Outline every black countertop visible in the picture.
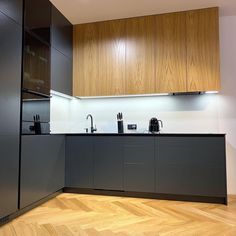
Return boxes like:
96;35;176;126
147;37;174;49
64;133;225;137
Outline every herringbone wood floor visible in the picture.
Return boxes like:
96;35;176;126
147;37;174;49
0;194;236;236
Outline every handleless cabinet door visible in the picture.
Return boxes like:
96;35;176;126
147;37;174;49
0;0;22;25
97;20;126;96
93;137;124;190
156;136;227;197
51;5;72;59
155;12;187;93
51;48;72;95
0;12;22;219
20;135;65;209
66;136;94;188
73;23;99;96
187;7;220;92
24;0;51;44
126;16;155;95
124;137;155;192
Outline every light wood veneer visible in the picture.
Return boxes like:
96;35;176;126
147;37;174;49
73;7;220;97
1;194;236;235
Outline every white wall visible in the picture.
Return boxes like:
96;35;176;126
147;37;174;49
50;15;236;194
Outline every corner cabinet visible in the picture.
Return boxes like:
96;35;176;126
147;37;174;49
73;7;220;97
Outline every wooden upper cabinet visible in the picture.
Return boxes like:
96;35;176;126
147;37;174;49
73;23;99;96
155;12;187;93
125;16;155;95
73;7;220;97
98;20;126;96
186;7;220;92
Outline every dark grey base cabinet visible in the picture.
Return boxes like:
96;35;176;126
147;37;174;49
94;137;123;190
66;136;124;190
156;136;227;197
20;135;65;209
66;136;94;188
124;137;155;192
65;134;227;203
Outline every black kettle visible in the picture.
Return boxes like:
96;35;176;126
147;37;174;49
149;117;163;133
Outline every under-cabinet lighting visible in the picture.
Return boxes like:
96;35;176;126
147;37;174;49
77;93;169;99
50;90;75;100
205;91;219;94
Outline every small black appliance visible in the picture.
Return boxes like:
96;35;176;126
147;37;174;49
149;117;163;133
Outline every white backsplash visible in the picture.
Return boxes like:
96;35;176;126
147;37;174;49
50;93;220;134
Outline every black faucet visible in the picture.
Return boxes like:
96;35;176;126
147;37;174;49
86;114;97;133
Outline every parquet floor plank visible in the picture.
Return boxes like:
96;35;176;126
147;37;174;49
0;193;236;236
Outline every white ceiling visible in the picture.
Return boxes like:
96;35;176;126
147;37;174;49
50;0;236;24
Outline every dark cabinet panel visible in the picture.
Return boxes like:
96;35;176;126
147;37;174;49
156;136;227;197
0;12;22;219
0;136;19;219
23;32;51;96
94;137;124;190
51;48;72;95
51;5;72;59
24;0;51;44
0;0;22;25
66;136;94;188
124;137;155;192
20;135;65;209
0;12;22;136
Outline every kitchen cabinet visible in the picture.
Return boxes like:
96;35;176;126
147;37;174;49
51;5;72;59
20;135;65;209
66;136;94;188
155;12;187;93
124;137;155;192
97;20;126;96
73;23;99;96
65;134;226;203
0;0;23;25
51;48;72;96
0;11;22;219
155;136;227;197
93;137;124;190
23;32;51;96
73;20;126;96
73;8;220;97
125;16;155;95
24;0;51;44
187;8;220;92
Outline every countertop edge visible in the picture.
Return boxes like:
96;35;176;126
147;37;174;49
50;133;226;137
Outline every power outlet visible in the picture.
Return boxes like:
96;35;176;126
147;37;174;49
127;124;137;130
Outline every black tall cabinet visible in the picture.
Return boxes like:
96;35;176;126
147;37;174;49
51;5;73;96
0;5;22;219
0;0;23;25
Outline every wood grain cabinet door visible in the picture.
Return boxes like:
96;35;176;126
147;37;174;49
155;12;187;93
73;23;99;96
125;16;156;95
98;20;126;96
186;7;220;92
